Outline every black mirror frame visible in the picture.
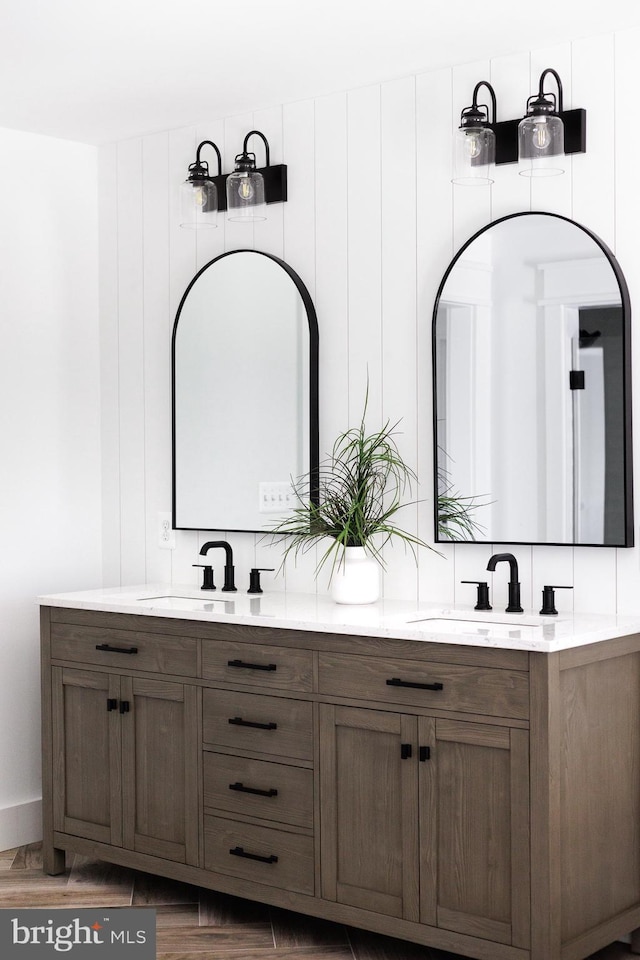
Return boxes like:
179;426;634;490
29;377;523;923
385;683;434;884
431;210;634;548
172;248;319;533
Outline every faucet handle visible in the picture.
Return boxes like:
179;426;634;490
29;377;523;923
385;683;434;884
540;585;573;616
248;568;275;594
193;564;216;591
460;580;492;611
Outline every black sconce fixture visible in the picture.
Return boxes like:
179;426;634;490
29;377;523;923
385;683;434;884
518;68;567;177
180;140;222;228
453;81;497;185
179;130;287;228
452;68;586;185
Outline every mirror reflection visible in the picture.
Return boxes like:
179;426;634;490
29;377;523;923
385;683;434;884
433;212;633;546
173;250;318;532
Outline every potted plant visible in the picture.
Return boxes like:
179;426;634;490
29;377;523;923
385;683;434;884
267;397;437;604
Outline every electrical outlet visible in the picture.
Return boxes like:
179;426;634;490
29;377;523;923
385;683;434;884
259;481;296;514
158;512;176;549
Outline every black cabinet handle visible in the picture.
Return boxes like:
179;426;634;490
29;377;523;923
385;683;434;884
400;743;412;760
227;659;277;672
229;782;278;798
119;700;130;714
96;643;138;655
386;677;444;691
107;698;118;712
419;746;431;762
228;717;277;730
229;845;278;864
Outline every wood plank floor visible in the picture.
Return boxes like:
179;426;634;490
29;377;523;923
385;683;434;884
0;844;635;959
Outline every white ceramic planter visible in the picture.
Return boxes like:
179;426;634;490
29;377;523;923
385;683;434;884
330;546;380;605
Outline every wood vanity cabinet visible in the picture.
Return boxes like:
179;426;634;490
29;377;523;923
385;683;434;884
319;706;529;947
40;606;640;960
46;617;199;866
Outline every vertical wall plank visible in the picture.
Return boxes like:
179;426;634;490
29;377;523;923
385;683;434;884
142;131;172;584
315;92;349;453
98;143;121;586
117;138;146;585
169;125;199;583
283;100;315;289
613;27;640;614
574;547;616;614
313;91;349;598
572;33;615;248
346;84;383;424
380;75;419;602
416;66;455;603
270;97;319;594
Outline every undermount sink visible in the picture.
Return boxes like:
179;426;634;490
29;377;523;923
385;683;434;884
410;614;548;627
407;614;554;638
134;594;231;611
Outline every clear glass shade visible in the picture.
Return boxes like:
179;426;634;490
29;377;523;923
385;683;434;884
452;126;496;185
518;114;564;177
179;179;218;228
226;170;266;222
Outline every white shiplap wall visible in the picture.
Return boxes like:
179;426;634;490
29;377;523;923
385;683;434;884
98;27;640;617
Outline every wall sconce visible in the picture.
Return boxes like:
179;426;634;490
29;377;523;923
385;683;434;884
452;68;586;185
179;130;287;229
180;140;222;228
518;69;566;177
227;130;268;221
453;81;497;185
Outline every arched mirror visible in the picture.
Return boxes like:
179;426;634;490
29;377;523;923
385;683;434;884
172;250;319;532
433;212;633;546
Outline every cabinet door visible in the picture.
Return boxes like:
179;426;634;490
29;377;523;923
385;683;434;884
423;718;530;949
121;677;199;865
52;667;123;846
320;704;419;920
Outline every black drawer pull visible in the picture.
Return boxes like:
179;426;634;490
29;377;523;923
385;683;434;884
228;717;278;730
227;659;277;672
400;743;412;760
119;700;130;714
229;781;278;798
96;643;138;655
420;746;431;762
386;677;444;691
106;698;118;712
229;845;278;865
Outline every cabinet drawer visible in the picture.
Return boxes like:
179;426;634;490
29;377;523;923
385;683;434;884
203;752;313;829
203;689;313;759
204;815;314;895
51;624;197;677
202;640;312;692
318;652;529;720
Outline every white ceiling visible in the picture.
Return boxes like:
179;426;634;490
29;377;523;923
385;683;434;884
1;0;639;145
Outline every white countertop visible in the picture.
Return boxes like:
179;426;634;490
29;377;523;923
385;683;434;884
37;584;640;653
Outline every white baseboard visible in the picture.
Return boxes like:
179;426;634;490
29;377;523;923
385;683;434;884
0;799;42;852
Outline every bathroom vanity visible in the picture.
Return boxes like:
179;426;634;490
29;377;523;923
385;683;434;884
39;588;640;960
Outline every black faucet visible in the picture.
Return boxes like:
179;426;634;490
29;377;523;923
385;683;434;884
486;552;523;613
199;540;237;592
